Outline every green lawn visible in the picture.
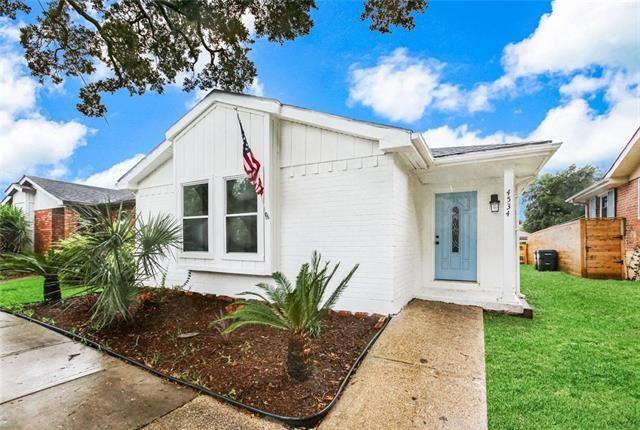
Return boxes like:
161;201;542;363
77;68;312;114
0;276;87;309
485;265;640;429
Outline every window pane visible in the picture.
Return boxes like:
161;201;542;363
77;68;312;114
226;215;257;253
183;219;208;252
451;206;460;253
184;184;208;216
227;178;257;214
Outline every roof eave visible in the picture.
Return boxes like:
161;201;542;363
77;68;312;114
566;177;626;203
433;142;562;167
604;126;640;179
117;140;172;190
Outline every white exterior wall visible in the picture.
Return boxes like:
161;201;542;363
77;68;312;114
134;114;403;314
390;159;423;311
131;102;527;315
278;120;396;314
415;176;523;311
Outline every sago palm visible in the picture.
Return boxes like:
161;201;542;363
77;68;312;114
0;251;64;302
222;251;359;382
61;204;180;329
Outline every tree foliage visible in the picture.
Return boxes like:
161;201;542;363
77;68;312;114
1;0;428;117
521;164;600;233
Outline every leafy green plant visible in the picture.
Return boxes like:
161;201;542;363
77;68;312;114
60;204;180;330
0;251;65;302
0;204;31;253
221;251;359;382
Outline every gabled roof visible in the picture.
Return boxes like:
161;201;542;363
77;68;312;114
566;126;640;204
3;176;135;206
430;141;553;158
118;90;560;190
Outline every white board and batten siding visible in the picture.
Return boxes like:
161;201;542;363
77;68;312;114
134;110;406;314
172;105;275;278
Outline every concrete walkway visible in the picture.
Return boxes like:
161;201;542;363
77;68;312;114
0;312;284;430
321;300;487;430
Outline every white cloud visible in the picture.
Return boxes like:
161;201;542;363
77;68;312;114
0;27;89;185
348;48;490;123
423;124;519;148
423;75;639;169
503;0;639;78
559;73;612;99
529;86;639;169
77;153;145;188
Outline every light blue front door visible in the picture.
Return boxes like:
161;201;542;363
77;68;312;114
435;191;477;281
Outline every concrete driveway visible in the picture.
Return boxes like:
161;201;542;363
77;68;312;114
0;312;282;430
321;300;488;430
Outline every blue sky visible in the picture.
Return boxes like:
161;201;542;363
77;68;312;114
0;0;638;191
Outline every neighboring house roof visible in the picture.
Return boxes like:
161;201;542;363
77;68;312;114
567;126;640;204
2;176;135;206
431;141;553;158
118;90;560;190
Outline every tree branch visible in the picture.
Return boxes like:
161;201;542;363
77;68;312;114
63;0;124;81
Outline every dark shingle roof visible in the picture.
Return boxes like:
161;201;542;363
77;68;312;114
25;176;134;205
430;141;553;158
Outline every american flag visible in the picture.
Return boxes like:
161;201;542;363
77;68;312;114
237;112;264;196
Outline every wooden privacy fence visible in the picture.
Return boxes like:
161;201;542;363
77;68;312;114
526;218;625;279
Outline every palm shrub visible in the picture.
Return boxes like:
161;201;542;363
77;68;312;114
0;251;64;302
221;251;359;382
0;204;31;253
61;204;180;329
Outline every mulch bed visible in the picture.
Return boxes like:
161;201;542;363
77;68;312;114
28;288;384;418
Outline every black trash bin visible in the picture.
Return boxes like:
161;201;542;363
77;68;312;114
534;249;558;271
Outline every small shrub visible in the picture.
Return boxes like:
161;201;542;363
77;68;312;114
219;251;359;382
0;204;31;253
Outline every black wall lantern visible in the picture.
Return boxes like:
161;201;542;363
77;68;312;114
490;194;500;213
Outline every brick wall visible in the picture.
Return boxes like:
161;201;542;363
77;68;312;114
615;179;640;277
34;207;80;254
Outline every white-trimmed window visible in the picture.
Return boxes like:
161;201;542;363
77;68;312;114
224;177;258;254
182;182;209;252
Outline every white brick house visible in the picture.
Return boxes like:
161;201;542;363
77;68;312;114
118;91;560;315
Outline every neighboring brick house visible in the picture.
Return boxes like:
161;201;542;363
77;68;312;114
2;176;135;254
567;126;640;278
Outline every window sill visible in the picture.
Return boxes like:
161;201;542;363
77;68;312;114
222;252;264;262
179;251;214;260
176;263;271;277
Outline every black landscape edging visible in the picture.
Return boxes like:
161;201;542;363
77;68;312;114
2;307;389;428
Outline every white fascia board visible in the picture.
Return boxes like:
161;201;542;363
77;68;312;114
565;178;626;203
2;183;20;198
280;104;412;145
1;194;13;205
434;142;562;168
605;126;640;179
166;92;281;140
117;140;172;190
19;176;64;206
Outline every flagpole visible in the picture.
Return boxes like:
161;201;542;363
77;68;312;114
235;107;269;220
